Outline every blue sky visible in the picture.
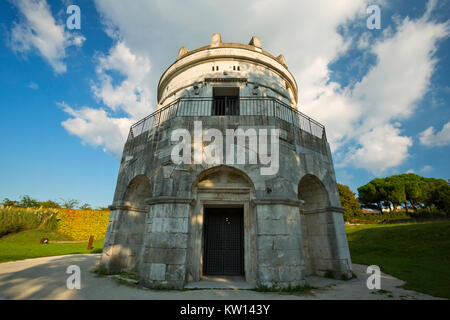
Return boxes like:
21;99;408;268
0;0;449;207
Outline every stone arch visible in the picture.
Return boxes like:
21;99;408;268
192;165;255;194
298;174;330;212
123;174;152;209
298;174;331;276
105;174;151;273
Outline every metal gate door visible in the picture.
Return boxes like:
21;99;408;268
204;208;244;276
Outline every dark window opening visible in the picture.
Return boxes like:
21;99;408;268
212;87;240;116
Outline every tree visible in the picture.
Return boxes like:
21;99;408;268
79;203;92;210
1;198;19;207
385;175;406;212
358;173;449;216
60;198;80;209
39;200;61;209
19;195;40;208
338;183;362;221
358;180;385;211
425;178;450;215
402;173;425;212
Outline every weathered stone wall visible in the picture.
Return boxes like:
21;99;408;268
256;204;305;287
139;202;190;288
101;113;352;288
101;206;146;273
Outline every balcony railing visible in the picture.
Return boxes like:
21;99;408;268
128;97;326;141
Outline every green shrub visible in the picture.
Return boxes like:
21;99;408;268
0;207;59;237
409;207;446;218
347;212;411;224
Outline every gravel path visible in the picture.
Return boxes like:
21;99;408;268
0;254;442;300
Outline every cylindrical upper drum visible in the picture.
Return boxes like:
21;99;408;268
157;33;298;109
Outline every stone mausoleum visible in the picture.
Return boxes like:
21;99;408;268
100;33;352;289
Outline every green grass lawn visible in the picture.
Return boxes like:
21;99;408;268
0;229;104;263
1;223;449;298
346;221;450;299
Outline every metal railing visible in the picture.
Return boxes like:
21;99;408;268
128;97;325;141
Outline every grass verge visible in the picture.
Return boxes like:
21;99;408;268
346;221;450;299
0;229;103;263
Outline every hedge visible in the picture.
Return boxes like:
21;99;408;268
0;207;59;237
55;209;110;240
0;206;110;240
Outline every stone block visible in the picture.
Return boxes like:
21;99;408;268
150;263;166;281
145;248;187;265
152;217;188;233
257;235;274;251
146;232;188;249
166;264;186;281
258;249;302;266
278;266;303;282
273;235;302;251
258;266;278;282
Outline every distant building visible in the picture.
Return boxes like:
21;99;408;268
362;209;381;215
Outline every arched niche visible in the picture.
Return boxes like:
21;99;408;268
110;174;151;273
123;174;152;210
298;174;330;213
297;174;331;276
192;165;255;194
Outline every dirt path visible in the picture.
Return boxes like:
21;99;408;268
0;254;442;300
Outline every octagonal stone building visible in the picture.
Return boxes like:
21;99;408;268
100;33;352;289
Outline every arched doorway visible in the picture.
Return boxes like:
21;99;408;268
187;166;257;285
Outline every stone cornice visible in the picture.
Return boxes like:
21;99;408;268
144;196;195;205
301;206;345;215
109;201;148;213
196;187;251;194
251;198;305;207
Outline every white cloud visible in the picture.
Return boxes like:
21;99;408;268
27;81;39;90
345;124;413;175
10;0;85;74
420;165;433;174
91;0;370;157
60;0;447;172
60;42;152;157
419;122;450;147
59;102;131;159
302;0;449;173
92;42;152;120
